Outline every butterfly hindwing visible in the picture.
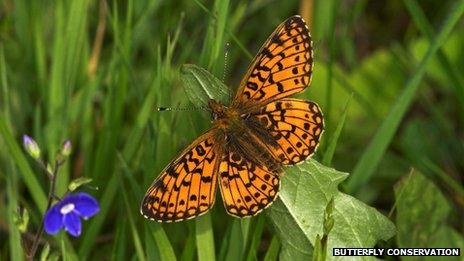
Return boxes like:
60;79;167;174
250;98;323;165
218;146;280;218
141;130;219;222
233;15;313;110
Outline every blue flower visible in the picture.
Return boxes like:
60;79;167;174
44;192;99;237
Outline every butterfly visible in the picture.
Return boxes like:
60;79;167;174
141;15;324;222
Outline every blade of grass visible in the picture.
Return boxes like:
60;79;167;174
422;159;464;197
263;235;280;261
218;220;232;260
78;174;119;258
0;117;47;212
196;213;216;261
193;0;252;61
120;180;146;261
245;215;265;261
0;44;47;212
196;0;230;76
403;0;464;122
60;233;79;261
6;167;23;260
47;0;89;195
323;0;341;134
332;69;379;119
118;158;147;260
147;223;178;261
345;1;464;193
322;94;352;166
223;219;249;261
31;1;47;89
112;220;128;261
181;223;197;261
1;45;22;261
79;0;135;256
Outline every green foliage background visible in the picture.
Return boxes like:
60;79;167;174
0;0;463;260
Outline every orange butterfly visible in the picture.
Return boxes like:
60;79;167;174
141;15;324;222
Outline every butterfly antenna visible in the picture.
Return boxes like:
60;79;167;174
223;42;232;103
156;106;209;112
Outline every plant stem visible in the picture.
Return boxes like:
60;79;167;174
27;160;60;260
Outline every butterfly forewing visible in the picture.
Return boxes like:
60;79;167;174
233;16;314;111
250;98;323;165
141;130;220;222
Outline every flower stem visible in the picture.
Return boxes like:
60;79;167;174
27;160;60;260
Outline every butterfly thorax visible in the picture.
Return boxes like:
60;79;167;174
208;99;240;130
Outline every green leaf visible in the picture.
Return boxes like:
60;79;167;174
180;64;229;108
67;177;92;192
266;160;396;260
394;170;464;254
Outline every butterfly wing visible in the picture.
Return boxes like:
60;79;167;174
218;146;280;218
232;15;313;111
250;98;323;165
141;129;220;222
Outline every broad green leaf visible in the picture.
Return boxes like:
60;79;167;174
266;160;396;260
394;170;464;258
180;64;229;108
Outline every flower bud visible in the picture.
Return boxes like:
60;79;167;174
14;208;29;233
23;135;41;159
46;163;53;175
61;140;72;157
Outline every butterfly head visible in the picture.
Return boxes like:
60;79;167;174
208;99;227;120
208;99;239;129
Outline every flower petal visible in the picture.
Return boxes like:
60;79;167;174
63;212;82;237
44;205;63;235
73;192;100;219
